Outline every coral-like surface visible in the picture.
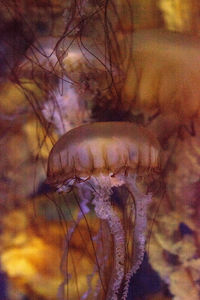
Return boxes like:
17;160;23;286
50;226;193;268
149;121;200;300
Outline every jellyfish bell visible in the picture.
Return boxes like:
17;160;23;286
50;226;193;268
47;122;160;184
120;29;200;121
47;121;160;300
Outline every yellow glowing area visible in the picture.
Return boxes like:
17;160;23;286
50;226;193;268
2;251;37;278
1;234;62;299
0;80;43;114
0;82;26;113
159;0;198;33
24;119;56;159
0;207;101;299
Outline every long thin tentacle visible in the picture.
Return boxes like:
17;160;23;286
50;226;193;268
122;175;152;300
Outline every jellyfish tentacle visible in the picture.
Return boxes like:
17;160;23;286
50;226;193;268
122;175;152;300
77;182;104;300
57;178;76;193
58;181;91;300
76;181;92;214
58;215;82;300
84;223;111;300
90;174;125;300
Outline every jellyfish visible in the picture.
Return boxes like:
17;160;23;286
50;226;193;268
120;29;200;121
47;121;160;300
